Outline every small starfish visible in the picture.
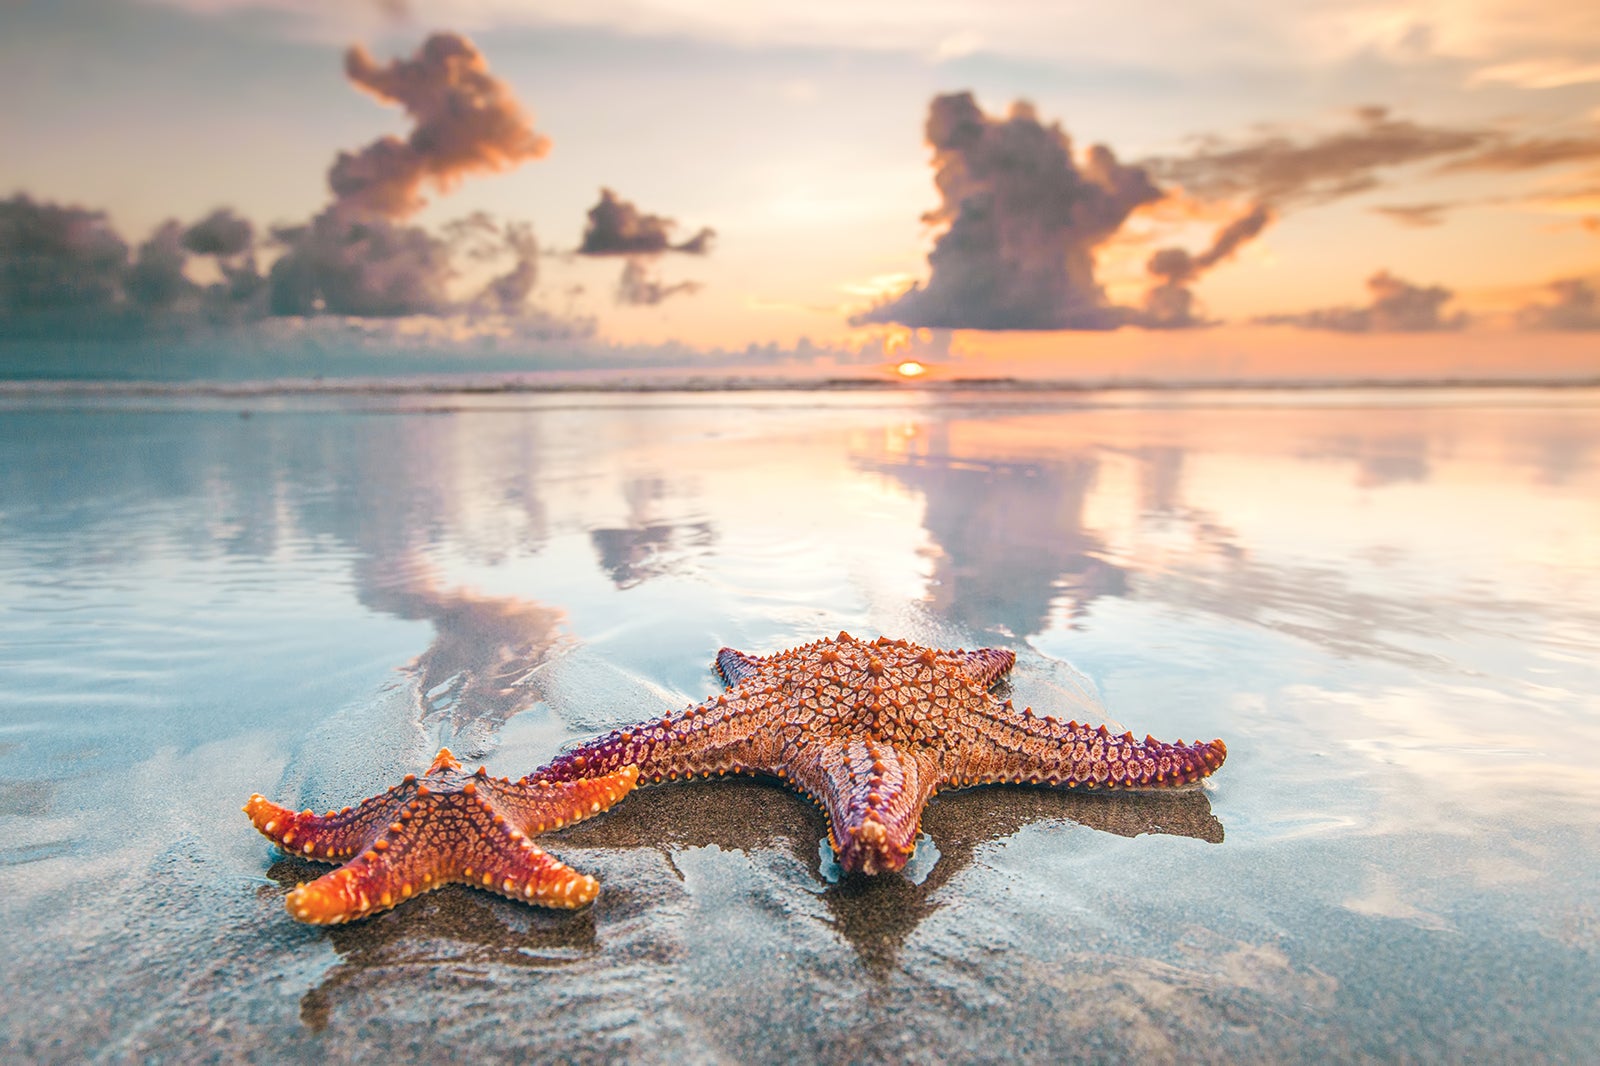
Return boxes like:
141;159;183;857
245;748;638;924
533;634;1226;876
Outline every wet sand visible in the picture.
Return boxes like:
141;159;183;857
3;388;1599;1062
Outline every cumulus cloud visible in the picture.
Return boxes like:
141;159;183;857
855;92;1162;331
330;32;550;220
3;33;565;338
1146;107;1487;207
182;208;255;257
1141;203;1272;328
179;208;264;304
577;188;713;306
0;194;129;317
1258;270;1468;332
1516;278;1600;330
578;188;714;256
124;220;195;309
269;33;553;319
268;216;452;317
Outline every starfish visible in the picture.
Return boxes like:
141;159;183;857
244;748;638;924
532;633;1227;876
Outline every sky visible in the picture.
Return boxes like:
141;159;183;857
1;0;1598;380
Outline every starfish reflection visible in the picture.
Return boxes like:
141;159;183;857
263;857;600;1031
558;776;1223;975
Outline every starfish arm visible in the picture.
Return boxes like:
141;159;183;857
943;647;1017;690
786;739;939;875
488;766;639;834
532;691;781;785
953;703;1227;790
282;847;441;925
466;836;605;910
714;647;766;688
243;789;403;863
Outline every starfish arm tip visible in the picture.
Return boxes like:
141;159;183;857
244;794;296;841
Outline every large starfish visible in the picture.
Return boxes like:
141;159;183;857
532;633;1227;875
245;749;638;924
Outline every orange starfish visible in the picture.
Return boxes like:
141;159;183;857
533;633;1226;876
245;749;637;924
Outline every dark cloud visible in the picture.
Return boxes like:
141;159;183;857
124;220;195;309
1258;270;1468;332
578;188;715;257
616;258;700;306
331;33;550;220
855;92;1162;331
182;208;256;257
267;215;452;317
0;194;129;316
182;208;255;257
1141;203;1272;328
575;189;713;306
1371;203;1449;228
1146;107;1487;207
1516;278;1600;330
181;208;263;306
0;195;275;334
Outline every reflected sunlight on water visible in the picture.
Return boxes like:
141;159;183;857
1;387;1597;1061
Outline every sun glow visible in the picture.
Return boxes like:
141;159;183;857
896;360;927;378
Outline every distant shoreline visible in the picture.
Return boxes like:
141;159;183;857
4;374;1599;399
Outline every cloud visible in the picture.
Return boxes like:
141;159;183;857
855;92;1162;331
1516;278;1600;330
576;189;713;306
616;259;700;306
1371;202;1450;227
182;208;255;257
1470;59;1600;90
1440;134;1600;174
267;215;453;317
1146;107;1488;207
4;33;564;336
124;220;195;309
269;33;554;319
483;229;539;311
1141;203;1273;328
578;188;715;256
330;32;550;220
471;218;539;313
0;194;129;317
1258;270;1468;332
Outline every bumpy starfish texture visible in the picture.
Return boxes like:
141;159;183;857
533;634;1227;876
245;748;637;924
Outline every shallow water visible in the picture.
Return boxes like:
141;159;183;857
2;387;1598;1062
